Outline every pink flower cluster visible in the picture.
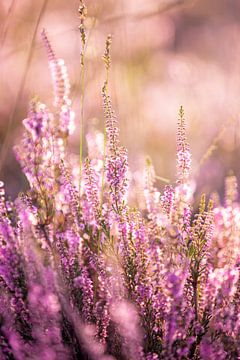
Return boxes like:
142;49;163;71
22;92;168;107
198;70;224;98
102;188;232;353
0;31;239;360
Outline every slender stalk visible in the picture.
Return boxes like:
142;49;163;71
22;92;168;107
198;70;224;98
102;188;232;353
79;49;85;195
78;1;87;195
100;34;113;215
193;274;199;321
100;125;107;216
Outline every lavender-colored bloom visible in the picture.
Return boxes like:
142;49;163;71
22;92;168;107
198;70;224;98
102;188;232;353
176;106;191;185
74;266;94;322
0;22;240;360
102;84;128;212
83;158;101;223
41;29;71;109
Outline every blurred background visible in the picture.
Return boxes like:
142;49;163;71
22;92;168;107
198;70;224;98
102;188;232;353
1;0;240;200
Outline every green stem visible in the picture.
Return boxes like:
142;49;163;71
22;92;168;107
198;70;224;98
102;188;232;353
100;124;107;216
79;50;85;195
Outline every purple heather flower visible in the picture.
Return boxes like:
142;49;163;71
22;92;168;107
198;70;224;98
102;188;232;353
0;21;239;360
176;106;191;185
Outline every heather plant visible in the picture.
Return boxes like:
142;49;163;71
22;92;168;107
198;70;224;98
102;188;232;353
0;6;240;360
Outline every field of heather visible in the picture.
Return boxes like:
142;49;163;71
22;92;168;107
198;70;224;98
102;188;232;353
0;1;240;359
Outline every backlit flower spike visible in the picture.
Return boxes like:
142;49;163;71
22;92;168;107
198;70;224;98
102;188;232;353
160;184;175;217
14;99;56;194
83;158;101;224
74;266;94;323
22;98;49;141
41;28;71;109
101;38;128;213
168;107;194;243
105;146;128;212
224;173;238;207
102;82;119;153
187;195;214;320
176;106;191;184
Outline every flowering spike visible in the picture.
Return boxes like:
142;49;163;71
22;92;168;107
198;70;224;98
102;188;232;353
225;173;238;207
78;0;87;49
176;106;191;184
0;16;239;360
83;158;101;222
102;34;112;72
101;36;128;211
41;29;71;108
